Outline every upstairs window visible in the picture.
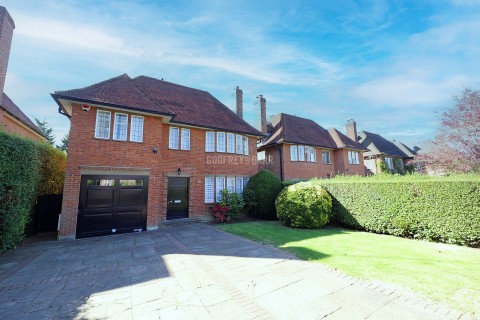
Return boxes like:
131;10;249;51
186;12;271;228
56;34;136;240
348;151;360;165
305;146;311;161
236;134;243;154
298;145;305;161
227;133;235;153
205;131;215;152
217;132;226;152
310;147;316;162
130;116;144;142
290;145;298;161
322;150;331;164
243;136;249;155
169;127;179;149
95;110;111;139
181;129;190;150
113;113;128;141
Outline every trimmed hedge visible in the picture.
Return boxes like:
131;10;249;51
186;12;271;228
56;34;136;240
276;182;332;228
244;170;283;220
0;131;66;253
313;175;480;247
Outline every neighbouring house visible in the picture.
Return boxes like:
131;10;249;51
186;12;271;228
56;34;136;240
257;111;367;180
51;75;263;239
0;6;44;141
392;140;418;169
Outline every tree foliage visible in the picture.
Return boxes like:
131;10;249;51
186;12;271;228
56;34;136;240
57;133;69;152
34;118;55;146
417;88;480;172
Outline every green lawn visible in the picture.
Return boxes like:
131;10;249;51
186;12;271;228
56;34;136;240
218;221;480;316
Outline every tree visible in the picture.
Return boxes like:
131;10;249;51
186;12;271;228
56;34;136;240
34;118;55;146
57;133;69;152
417;88;480;173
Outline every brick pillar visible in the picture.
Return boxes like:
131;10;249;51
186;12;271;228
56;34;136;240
259;95;266;134
235;86;243;118
0;6;15;104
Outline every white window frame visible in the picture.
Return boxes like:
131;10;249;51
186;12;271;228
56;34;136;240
310;147;316;162
181;128;190;150
169;127;179;149
243;136;249;155
205;176;215;203
217;132;226;153
306;146;311;162
236;176;244;194
322;150;331;164
216;176;226;202
113;113;128;141
236;134;243;154
257;151;266;161
385;157;394;169
205;131;215;152
94;110;111;139
290;145;298;161
129;115;144;142
298;145;305;161
226;176;235;193
348;150;360;165
243;176;249;189
226;133;235;153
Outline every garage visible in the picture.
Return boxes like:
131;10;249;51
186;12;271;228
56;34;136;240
77;175;148;239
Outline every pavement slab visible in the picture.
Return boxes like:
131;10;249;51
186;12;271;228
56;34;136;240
0;221;476;320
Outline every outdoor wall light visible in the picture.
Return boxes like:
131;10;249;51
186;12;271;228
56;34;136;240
177;168;182;175
153;147;158;154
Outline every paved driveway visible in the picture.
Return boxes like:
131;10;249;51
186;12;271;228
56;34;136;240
0;222;473;319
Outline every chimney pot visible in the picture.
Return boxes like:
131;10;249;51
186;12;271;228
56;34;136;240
260;95;267;134
346;119;357;141
235;86;243;118
0;6;15;103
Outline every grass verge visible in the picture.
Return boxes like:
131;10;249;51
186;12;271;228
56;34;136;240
218;221;480;316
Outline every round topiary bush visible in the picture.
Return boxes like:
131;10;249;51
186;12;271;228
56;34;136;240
275;182;332;228
244;170;283;220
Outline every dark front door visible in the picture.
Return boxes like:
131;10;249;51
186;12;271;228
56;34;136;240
77;175;148;239
167;178;188;220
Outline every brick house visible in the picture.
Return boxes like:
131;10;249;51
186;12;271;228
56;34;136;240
257;112;367;180
51;74;263;239
0;6;44;141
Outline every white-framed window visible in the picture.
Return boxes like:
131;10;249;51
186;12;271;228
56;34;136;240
227;176;235;193
348;150;360;165
243;136;249;155
290;145;298;161
216;176;225;201
129;116;144;142
205;131;215;152
243;176;249;189
236;134;243;154
181;128;190;150
113;113;128;141
169;127;179;149
94;110;111;139
306;146;311;161
257;151;266;161
227;133;235;153
385;157;393;169
310;147;316;162
236;176;244;194
217;132;226;152
322;150;331;164
205;176;215;203
298;145;305;161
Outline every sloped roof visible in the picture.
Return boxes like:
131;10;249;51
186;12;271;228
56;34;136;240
328;128;368;151
392;140;417;158
1;93;44;137
358;131;408;158
52;74;262;136
261;113;337;149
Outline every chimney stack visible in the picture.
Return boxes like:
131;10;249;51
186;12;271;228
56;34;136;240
259;95;267;134
0;6;15;103
346;119;357;141
235;86;243;118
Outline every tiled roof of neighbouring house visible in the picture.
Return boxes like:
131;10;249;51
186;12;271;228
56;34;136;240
261;113;337;149
1;93;44;137
52;74;263;136
328;128;368;151
359;131;408;158
393;140;417;158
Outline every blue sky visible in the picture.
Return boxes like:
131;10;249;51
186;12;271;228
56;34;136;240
3;0;480;146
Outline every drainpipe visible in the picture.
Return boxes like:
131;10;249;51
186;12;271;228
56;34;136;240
278;144;284;181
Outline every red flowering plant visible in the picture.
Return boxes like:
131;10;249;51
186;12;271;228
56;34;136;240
211;189;245;223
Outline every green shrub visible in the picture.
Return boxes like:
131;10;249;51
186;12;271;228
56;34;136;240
314;174;480;247
212;189;245;223
244;170;283;219
0;132;40;252
36;143;66;195
276;182;332;228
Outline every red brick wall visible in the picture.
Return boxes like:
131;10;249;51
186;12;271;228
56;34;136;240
0;109;44;142
333;149;366;176
60;104;258;238
258;145;282;178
